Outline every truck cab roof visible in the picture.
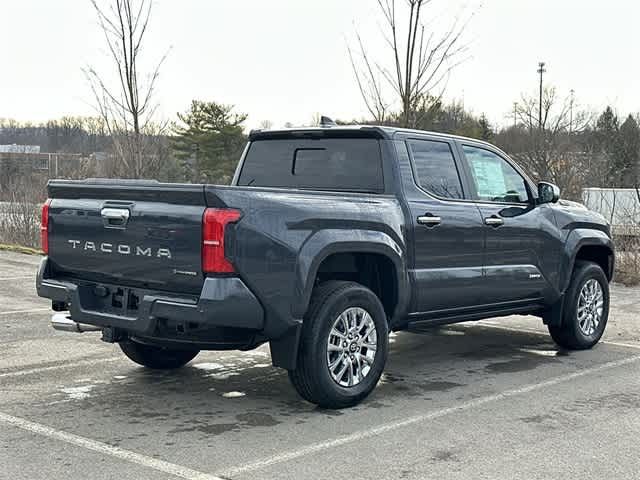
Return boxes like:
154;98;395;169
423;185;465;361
248;124;498;150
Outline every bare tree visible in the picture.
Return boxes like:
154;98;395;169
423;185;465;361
309;113;322;127
349;0;469;127
509;87;592;199
348;30;391;123
85;0;168;178
0;174;47;249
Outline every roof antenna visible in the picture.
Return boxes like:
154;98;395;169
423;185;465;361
320;116;336;127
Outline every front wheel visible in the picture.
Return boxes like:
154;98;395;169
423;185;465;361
288;281;389;409
548;260;609;350
119;340;199;369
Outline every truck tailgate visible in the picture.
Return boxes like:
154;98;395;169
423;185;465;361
47;180;207;294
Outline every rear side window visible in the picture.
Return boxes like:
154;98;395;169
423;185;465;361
237;138;383;192
408;139;464;199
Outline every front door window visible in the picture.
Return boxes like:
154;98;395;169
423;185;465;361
462;145;529;204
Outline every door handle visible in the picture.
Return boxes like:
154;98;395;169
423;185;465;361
101;208;130;221
417;214;442;226
484;216;504;227
101;207;130;228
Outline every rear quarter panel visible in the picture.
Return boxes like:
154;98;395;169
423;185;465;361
207;186;407;338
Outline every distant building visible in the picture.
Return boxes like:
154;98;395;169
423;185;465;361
583;188;640;237
0;151;95;176
0;144;40;154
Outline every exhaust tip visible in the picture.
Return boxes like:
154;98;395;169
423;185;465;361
51;313;101;333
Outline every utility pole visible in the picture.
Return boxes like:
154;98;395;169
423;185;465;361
537;61;546;129
569;89;575;134
513;102;518;128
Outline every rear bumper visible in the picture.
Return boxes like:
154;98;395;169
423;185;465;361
36;258;264;342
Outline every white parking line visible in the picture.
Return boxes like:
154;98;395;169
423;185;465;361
218;354;640;477
473;321;640;350
0;275;33;281
475;320;543;334
0;307;50;316
0;357;121;379
605;341;640;350
0;412;224;480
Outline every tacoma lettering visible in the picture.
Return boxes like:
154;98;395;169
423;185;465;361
67;239;172;259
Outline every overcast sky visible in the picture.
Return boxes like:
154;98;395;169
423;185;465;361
2;0;639;130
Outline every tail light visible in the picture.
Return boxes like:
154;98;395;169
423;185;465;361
202;208;241;273
41;199;52;254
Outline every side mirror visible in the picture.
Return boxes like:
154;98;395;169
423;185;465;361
537;181;560;204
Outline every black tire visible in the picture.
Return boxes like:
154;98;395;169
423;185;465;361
119;340;199;369
548;260;609;350
288;281;389;409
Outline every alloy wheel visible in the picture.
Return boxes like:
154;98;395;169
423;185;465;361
577;278;604;336
326;307;378;387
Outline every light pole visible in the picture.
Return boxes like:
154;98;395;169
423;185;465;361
569;89;575;134
537;61;546;129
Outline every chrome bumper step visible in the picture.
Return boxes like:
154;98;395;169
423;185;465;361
51;313;102;333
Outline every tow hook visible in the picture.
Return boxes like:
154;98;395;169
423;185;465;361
101;326;126;343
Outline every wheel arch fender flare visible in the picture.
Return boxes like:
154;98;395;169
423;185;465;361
292;229;410;322
560;229;614;294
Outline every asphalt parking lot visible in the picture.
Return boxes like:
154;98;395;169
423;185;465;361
1;250;639;480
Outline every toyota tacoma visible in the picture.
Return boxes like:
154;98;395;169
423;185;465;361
36;124;615;408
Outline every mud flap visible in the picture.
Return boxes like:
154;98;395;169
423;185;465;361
542;294;564;327
269;322;302;370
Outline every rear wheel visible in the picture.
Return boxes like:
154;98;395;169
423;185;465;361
288;281;388;409
548;261;609;350
119;340;199;369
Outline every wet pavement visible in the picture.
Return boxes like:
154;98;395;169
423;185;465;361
1;250;639;479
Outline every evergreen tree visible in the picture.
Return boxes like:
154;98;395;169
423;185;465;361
478;114;493;141
593;106;620;185
615;115;640;187
172;101;247;184
595;106;619;156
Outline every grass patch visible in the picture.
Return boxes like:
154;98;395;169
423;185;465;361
0;244;44;255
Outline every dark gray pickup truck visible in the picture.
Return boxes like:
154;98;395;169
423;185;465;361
37;125;615;408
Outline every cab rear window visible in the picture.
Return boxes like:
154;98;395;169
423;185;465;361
237;138;383;193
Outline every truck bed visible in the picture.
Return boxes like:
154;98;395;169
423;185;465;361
43;178;406;343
